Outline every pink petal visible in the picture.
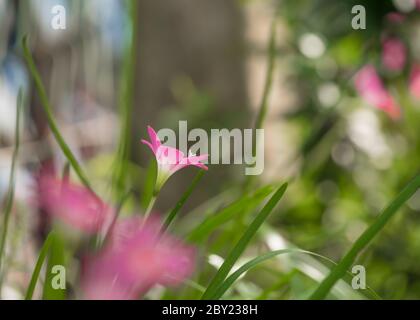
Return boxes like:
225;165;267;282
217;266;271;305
382;38;406;72
155;146;185;168
354;65;401;119
385;12;406;24
147;126;161;152
141;139;156;155
410;64;420;100
186;154;209;170
39;175;111;234
81;216;195;300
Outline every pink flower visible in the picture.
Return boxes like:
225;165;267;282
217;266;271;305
39;175;111;234
354;65;401;119
385;12;406;24
81;216;195;300
382;37;406;72
409;64;420;100
141;126;208;190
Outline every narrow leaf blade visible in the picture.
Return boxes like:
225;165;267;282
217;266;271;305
309;173;420;300
25;232;54;300
201;182;288;299
162;170;205;232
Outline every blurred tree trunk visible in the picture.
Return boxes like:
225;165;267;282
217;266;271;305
133;0;249;210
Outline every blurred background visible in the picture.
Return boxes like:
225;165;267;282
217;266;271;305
1;0;420;299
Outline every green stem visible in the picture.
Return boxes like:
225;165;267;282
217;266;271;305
0;89;23;292
25;232;54;300
201;183;288;299
143;195;157;222
103;189;132;245
244;16;277;192
112;0;139;197
22;37;93;191
309;172;420;300
162;171;205;232
254;19;277;132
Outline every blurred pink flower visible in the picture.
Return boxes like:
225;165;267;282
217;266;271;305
142;126;208;190
382;37;406;72
409;64;420;99
81;216;195;300
385;12;406;24
39;175;111;234
354;65;401;119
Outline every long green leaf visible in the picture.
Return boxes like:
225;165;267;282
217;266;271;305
201;183;288;299
25;232;54;300
162;170;205;232
254;19;277;131
22;37;92;191
309;172;420;300
211;249;297;300
112;0;139;197
187;185;274;242
243;16;277;192
210;249;380;300
0;89;23;287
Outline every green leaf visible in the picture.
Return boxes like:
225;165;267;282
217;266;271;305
212;249;303;299
187;185;275;243
201;183;288;299
25;232;54;300
162;170;205;232
210;248;380;300
243;14;277;192
111;0;139;198
253;17;277;132
309;172;420;300
0;89;23;286
140;160;157;209
22;36;93;191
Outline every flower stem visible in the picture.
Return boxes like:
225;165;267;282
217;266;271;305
22;36;93;192
112;0;139;198
143;194;157;222
0;89;23;293
25;232;54;300
162;171;205;232
243;14;278;192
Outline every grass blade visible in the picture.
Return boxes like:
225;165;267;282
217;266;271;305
201;183;288;299
211;249;380;300
243;15;277;192
112;0;139;197
309;172;420;300
0;89;23;287
22;36;92;191
25;232;54;300
253;18;277;132
187;185;275;243
162;170;205;232
210;249;298;300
